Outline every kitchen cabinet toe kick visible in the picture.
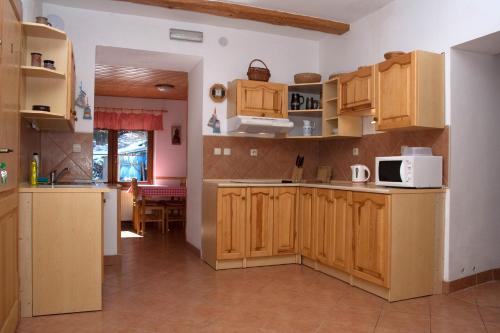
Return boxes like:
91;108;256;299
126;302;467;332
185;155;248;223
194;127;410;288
215;254;301;270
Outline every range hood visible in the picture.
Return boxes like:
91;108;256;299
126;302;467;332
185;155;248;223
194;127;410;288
227;116;294;136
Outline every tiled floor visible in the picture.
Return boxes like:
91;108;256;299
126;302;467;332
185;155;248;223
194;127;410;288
18;227;500;333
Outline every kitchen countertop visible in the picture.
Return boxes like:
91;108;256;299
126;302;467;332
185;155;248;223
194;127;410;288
19;183;112;193
204;179;447;194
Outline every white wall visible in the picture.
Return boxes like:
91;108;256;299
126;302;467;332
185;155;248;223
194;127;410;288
41;3;319;135
318;0;500;281
449;50;500;280
186;61;204;249
95;96;188;182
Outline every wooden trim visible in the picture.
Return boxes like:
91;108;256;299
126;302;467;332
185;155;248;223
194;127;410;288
103;255;122;266
442;268;500;294
116;0;350;35
19;193;33;318
378;53;412;72
9;0;22;21
0;300;19;333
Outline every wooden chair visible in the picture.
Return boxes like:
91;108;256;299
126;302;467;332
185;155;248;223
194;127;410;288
131;178;166;234
163;179;186;232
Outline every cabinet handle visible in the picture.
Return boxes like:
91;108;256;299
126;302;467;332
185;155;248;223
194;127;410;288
0;148;13;154
242;196;246;200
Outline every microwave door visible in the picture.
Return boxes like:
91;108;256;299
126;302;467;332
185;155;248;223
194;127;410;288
379;160;403;182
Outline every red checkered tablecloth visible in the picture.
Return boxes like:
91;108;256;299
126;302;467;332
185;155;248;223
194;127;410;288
128;185;186;198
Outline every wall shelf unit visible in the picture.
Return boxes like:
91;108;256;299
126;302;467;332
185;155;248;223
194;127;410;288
21;22;76;132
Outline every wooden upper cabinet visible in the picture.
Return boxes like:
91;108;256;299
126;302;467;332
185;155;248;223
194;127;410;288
216;188;247;260
330;191;351;273
228;80;288;118
374;51;444;131
351;192;390;287
314;189;333;265
273;187;298;255
339;66;375;114
299;188;315;259
246;187;274;257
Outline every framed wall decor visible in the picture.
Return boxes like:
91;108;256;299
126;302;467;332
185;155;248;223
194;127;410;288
209;83;227;103
171;126;181;145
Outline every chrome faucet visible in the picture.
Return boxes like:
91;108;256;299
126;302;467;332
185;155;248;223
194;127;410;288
49;168;70;185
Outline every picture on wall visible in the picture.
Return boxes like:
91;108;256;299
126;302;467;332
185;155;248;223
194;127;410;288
171;126;181;145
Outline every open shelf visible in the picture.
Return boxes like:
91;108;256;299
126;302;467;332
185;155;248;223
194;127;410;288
22;22;67;40
324;97;338;103
21;66;65;79
288;109;323;115
288;82;323;94
324;116;338;121
21;110;64;119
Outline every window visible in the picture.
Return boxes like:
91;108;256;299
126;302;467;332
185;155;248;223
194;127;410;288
93;130;154;184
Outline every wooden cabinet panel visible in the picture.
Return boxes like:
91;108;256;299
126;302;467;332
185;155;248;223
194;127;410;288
314;189;333;265
352;192;390;287
32;193;103;315
375;51;444;130
339;66;375;114
0;206;18;331
66;41;76;130
330;191;351;272
228;80;288;118
246;187;274;257
375;53;414;129
299;188;315;259
216;188;246;260
273;187;298;255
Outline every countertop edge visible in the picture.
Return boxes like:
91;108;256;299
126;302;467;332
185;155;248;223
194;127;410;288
19;184;112;193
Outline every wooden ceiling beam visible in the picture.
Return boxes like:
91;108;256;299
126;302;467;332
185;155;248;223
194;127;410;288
115;0;350;35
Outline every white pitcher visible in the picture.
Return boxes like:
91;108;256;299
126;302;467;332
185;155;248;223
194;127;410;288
303;120;315;136
351;164;371;183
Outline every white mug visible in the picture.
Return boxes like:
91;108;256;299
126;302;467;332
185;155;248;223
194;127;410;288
351;164;370;183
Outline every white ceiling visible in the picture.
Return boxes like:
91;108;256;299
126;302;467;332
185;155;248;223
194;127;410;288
96;46;202;71
454;31;500;55
40;0;394;40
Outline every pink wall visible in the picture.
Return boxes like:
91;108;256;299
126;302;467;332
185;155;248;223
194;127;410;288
94;96;187;184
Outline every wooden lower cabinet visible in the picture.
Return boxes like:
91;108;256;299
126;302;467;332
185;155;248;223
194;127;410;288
351;192;389;287
246;187;274;257
203;183;443;301
298;188;315;259
216;188;246;260
273;188;298;255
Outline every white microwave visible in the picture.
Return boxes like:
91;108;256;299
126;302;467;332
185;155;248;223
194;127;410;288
375;155;443;188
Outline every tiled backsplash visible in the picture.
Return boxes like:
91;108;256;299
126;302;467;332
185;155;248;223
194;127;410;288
318;127;449;185
203;136;320;180
40;132;93;181
204;127;449;185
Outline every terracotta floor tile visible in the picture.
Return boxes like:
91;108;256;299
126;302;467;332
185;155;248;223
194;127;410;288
486;323;500;333
375;311;430;332
16;227;500;333
431;317;487;333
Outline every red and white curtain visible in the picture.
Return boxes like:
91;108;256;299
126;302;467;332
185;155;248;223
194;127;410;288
94;107;164;131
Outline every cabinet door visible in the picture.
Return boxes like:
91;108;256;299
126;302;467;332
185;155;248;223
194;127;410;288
375;53;415;130
314;189;333;265
299;188;315;259
246;187;274;257
273;187;298;255
216;188;247;260
339;66;374;113
352;192;390;287
330;191;351;273
239;81;287;118
32;193;102;315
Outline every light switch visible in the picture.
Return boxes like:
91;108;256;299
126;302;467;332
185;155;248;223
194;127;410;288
214;148;222;156
250;149;258;157
353;147;359;156
223;148;231;156
73;144;82;153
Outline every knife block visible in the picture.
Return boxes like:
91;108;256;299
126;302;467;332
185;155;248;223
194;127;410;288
291;167;303;183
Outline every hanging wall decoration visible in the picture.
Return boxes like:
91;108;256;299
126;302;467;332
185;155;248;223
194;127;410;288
75;81;93;120
209;83;227;103
171;125;181;145
207;108;221;134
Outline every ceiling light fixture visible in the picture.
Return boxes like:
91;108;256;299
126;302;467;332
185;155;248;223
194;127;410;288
155;83;175;92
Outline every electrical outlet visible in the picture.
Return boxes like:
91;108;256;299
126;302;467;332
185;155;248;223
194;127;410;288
353;147;359;156
214;148;222;156
223;148;231;156
73;144;81;153
250;149;258;157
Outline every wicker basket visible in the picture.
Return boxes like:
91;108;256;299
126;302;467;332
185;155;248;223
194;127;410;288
294;73;321;84
247;59;271;82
